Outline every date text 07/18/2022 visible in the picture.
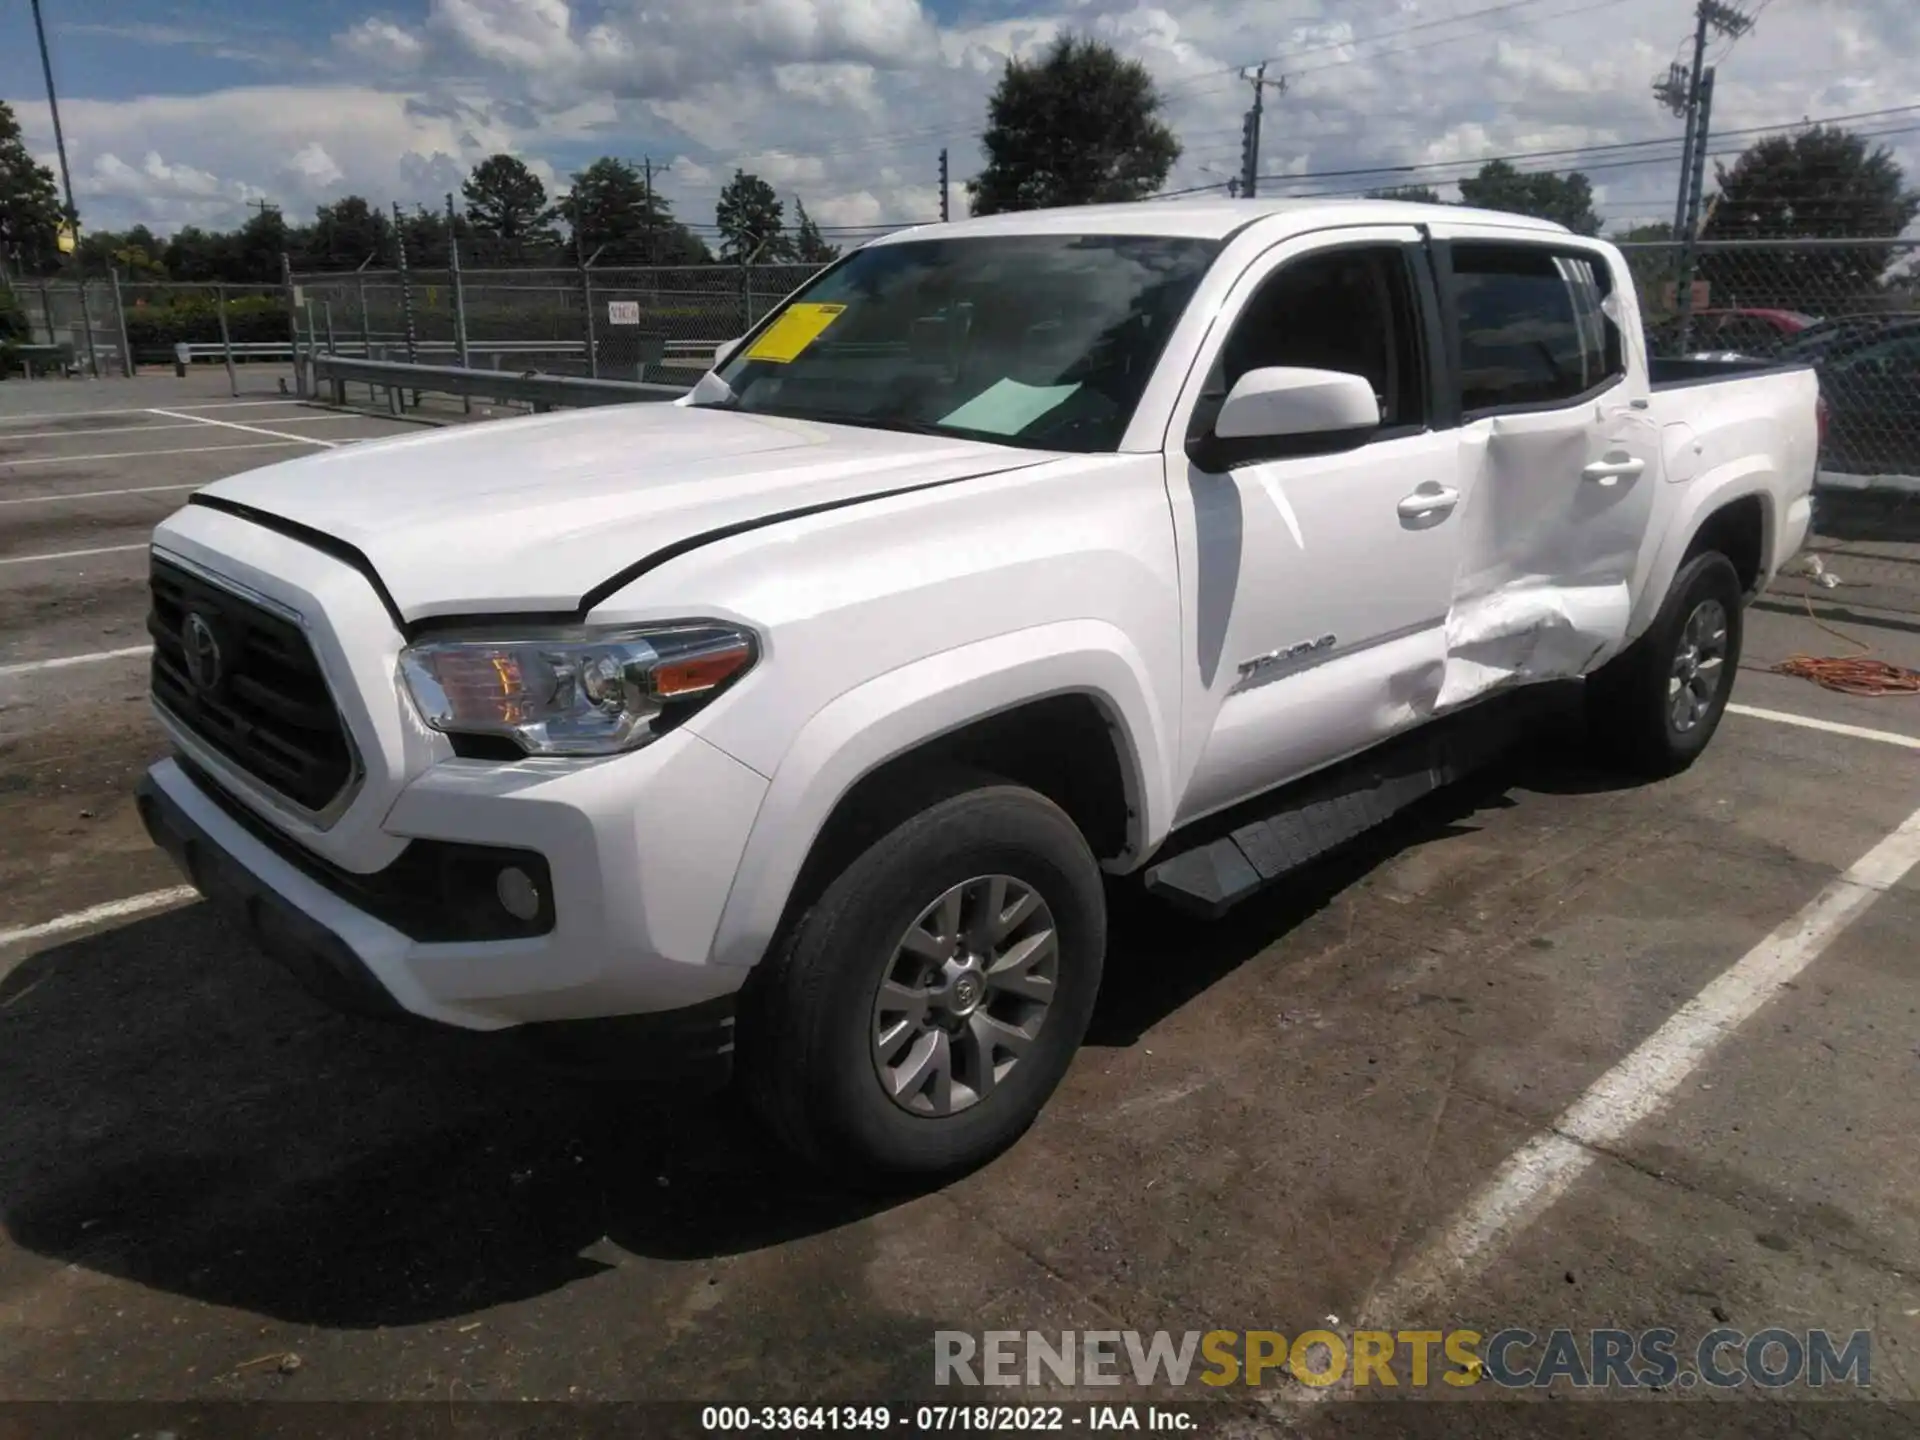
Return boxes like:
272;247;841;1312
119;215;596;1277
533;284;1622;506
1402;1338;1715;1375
700;1405;1197;1431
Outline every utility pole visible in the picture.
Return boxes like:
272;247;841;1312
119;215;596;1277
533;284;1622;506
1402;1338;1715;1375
30;0;96;376
1651;0;1752;350
28;0;80;247
1674;67;1719;351
1238;63;1287;199
1653;2;1753;242
641;156;670;265
939;148;950;223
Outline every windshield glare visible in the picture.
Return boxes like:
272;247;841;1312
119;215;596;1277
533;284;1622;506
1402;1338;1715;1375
701;234;1221;452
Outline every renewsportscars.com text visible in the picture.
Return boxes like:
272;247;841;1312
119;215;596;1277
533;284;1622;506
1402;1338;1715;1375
933;1328;1872;1391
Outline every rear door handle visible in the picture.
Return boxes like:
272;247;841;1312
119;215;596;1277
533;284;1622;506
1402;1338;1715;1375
1582;455;1647;486
1397;483;1460;521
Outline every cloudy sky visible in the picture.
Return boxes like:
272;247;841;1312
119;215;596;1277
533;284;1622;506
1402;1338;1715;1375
1;0;1914;243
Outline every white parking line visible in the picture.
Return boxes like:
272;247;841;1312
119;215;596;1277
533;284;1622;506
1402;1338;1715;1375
0;439;310;468
1727;702;1919;751
0;414;364;443
0;483;197;508
0;543;146;568
0;645;153;679
0;887;199;952
1362;798;1920;1322
0;400;311;426
148;407;342;449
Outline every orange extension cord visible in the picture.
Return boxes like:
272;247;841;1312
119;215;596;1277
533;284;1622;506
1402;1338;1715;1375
1769;592;1920;698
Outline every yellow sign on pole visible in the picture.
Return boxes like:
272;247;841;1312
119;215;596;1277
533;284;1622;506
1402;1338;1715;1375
56;222;77;255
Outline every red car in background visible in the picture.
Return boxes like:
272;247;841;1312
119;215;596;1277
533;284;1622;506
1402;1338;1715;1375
1646;307;1820;358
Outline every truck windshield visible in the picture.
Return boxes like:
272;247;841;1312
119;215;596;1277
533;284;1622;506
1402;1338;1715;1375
696;234;1221;453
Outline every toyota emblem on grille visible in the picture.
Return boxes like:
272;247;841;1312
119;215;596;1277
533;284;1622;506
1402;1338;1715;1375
182;612;224;693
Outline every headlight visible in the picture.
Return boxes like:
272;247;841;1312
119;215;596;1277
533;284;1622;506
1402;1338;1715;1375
399;623;756;757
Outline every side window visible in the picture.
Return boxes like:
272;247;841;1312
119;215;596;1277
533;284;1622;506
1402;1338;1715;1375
1205;246;1428;434
1450;244;1623;413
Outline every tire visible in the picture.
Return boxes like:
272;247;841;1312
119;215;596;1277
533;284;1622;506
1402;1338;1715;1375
739;777;1106;1187
1585;550;1745;778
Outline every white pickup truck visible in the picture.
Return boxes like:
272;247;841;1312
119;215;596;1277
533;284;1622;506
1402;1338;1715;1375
136;199;1819;1182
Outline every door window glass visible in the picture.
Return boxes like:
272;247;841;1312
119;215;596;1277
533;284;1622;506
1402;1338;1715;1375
1451;244;1622;412
1206;246;1428;433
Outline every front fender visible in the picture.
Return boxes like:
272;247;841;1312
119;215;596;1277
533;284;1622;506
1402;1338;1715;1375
703;619;1174;971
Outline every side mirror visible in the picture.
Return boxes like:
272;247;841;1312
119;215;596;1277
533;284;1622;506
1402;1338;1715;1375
1216;366;1380;440
1191;366;1382;470
714;337;743;369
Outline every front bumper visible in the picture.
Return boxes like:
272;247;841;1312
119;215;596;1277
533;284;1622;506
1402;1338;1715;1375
138;764;407;1022
137;728;767;1041
139;764;741;1085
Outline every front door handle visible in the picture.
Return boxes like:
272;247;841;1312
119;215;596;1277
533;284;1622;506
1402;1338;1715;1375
1397;483;1460;521
1582;454;1647;486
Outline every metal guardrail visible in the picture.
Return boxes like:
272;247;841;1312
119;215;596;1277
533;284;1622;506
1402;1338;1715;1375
311;353;689;414
172;338;593;375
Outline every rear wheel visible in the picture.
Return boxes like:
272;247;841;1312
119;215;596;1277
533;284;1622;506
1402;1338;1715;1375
1585;551;1745;777
740;778;1106;1186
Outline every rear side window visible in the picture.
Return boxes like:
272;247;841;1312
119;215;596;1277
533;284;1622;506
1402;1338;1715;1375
1450;244;1622;413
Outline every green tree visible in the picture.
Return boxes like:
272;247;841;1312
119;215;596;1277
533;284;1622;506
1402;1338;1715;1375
1458;159;1601;235
715;170;793;262
461;153;558;262
162;226;234;281
968;35;1180;215
0;99;63;274
559;157;707;264
791;198;840;263
1700;126;1920;310
304;195;393;270
74;225;167;278
392;203;472;269
231;206;295;283
1365;184;1444;204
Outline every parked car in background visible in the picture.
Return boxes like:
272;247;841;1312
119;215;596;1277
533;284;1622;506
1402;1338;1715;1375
1653;307;1821;358
1646;307;1820;359
1808;316;1920;477
1777;312;1918;366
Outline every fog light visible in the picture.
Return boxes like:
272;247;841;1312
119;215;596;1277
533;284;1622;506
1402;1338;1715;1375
496;866;542;923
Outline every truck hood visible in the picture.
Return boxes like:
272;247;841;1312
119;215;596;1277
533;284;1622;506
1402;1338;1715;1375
193;403;1053;621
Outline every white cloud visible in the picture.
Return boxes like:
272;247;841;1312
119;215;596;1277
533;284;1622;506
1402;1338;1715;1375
12;0;1917;243
338;18;428;69
286;142;347;190
13;86;520;233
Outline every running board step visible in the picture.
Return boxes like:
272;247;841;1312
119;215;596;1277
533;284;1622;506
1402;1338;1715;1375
1143;693;1551;918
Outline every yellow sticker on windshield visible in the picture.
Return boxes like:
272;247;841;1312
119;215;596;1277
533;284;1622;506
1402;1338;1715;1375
744;303;846;363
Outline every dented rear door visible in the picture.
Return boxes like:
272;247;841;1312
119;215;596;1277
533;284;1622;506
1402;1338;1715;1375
1429;234;1660;709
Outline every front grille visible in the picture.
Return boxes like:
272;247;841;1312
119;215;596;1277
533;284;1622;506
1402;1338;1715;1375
148;557;356;813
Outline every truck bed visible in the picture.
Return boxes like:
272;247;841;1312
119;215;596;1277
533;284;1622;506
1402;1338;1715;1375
1648;355;1813;390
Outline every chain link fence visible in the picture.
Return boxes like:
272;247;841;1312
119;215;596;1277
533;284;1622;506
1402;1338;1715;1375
290;239;1919;479
14;234;1912;483
1622;237;1920;481
7;276;290;388
289;261;828;383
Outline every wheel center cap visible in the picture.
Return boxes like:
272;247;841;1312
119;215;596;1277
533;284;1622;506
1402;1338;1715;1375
950;973;982;1016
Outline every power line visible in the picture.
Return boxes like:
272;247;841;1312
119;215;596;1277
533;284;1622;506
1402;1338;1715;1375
1246;103;1920;187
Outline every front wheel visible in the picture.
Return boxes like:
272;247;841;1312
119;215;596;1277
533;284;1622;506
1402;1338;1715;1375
740;779;1106;1186
1585;550;1745;777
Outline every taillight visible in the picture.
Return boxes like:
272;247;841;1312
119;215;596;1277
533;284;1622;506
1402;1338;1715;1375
1815;391;1830;449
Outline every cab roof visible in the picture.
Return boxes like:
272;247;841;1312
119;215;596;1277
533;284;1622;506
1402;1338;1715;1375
866;197;1572;245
